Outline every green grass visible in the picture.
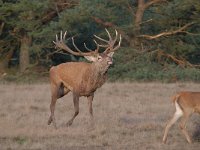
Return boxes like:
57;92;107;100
13;136;27;145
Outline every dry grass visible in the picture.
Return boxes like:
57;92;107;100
0;82;200;150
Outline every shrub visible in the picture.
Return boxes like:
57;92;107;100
108;47;200;82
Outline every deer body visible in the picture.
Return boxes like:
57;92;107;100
163;91;200;144
50;61;108;97
174;92;200;113
48;29;121;128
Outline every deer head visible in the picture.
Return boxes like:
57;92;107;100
53;29;121;66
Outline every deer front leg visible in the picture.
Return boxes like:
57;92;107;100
87;93;94;119
87;93;95;124
66;92;79;127
86;93;95;130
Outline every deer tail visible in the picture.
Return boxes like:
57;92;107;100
171;94;180;104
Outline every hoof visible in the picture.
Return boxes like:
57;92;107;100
66;121;73;127
48;117;52;125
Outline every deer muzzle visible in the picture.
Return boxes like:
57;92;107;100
107;57;113;65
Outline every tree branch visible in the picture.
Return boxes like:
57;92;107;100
144;0;168;9
91;16;114;28
41;1;78;25
138;22;195;40
91;16;130;43
0;22;5;35
157;49;200;68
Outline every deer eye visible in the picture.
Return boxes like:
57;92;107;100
97;56;102;60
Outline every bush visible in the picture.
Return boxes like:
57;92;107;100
108;47;200;82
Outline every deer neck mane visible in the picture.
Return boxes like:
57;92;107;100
90;61;109;77
82;62;109;91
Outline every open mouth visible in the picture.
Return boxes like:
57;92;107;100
107;61;113;65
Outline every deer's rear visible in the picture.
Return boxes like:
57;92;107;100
163;91;200;144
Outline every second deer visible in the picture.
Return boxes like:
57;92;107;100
163;91;200;144
48;29;121;128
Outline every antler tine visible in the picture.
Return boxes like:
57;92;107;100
94;32;110;48
60;31;63;41
72;37;99;55
94;34;108;43
53;34;59;49
63;31;67;40
71;37;83;54
105;28;112;42
112;29;118;44
93;39;108;48
102;29;122;54
84;43;93;52
83;40;100;54
94;29;119;48
115;29;118;37
112;34;122;52
93;40;100;53
55;34;58;42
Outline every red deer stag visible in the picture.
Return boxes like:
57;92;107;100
163;91;200;144
48;29;121;128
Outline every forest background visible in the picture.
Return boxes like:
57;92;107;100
0;0;200;82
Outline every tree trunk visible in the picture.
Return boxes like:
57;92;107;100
0;49;14;74
19;34;31;73
130;0;145;48
0;60;7;72
130;0;165;48
135;0;145;35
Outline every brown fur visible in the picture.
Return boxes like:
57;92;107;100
48;29;121;129
163;91;200;144
48;56;112;128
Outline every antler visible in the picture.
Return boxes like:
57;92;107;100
53;31;99;56
94;28;122;54
53;29;121;56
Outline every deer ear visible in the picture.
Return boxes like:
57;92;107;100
107;52;114;57
84;56;98;62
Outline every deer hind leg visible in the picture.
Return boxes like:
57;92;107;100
66;92;79;127
48;83;59;129
48;82;69;129
179;109;192;144
163;101;183;143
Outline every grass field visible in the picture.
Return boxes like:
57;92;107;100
0;82;200;150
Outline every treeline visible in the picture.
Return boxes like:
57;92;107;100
0;0;200;82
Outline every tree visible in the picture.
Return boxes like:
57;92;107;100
0;0;47;72
139;0;200;65
0;0;200;80
0;0;78;73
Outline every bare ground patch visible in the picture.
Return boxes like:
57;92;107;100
0;82;200;150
